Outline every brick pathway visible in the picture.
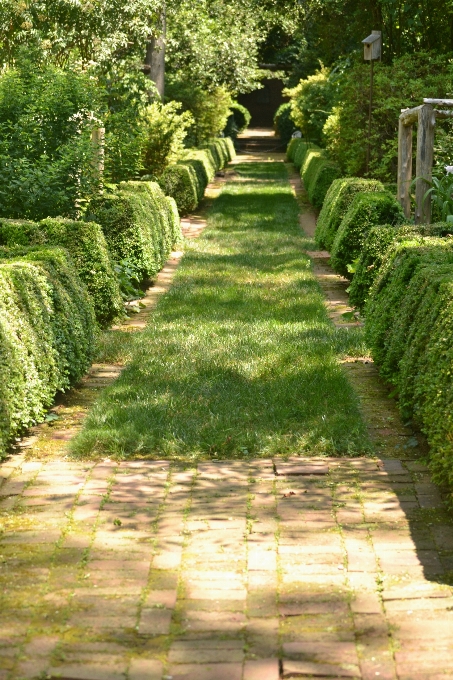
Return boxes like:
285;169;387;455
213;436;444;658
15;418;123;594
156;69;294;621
1;455;453;679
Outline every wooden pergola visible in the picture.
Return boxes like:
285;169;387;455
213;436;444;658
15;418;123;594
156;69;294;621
397;98;453;224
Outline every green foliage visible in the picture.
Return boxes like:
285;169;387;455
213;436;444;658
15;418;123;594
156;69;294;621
274;102;297;145
323;52;453;181
166;0;263;94
158;165;198;216
363;235;453;489
294;141;317;169
330;192;404;278
315;177;385;250
286;137;302;162
0;65;101;220
349;222;453;310
422;173;453;223
86;181;181;281
0;245;96;456
224;102;251;139
157;139;234;215
0;217;123;326
166;80;233;147
140;101;194;178
285;65;337;145
301;150;341;209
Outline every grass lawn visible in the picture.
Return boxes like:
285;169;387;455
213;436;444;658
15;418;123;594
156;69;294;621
71;161;371;461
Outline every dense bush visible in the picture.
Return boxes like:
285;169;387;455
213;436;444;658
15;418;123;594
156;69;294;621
274;103;297;146
301;150;341;209
0;65;101;220
349;222;453;309
315;178;385;250
158;139;234;214
157;165;198;215
87;181;181;280
363;236;453;488
287;138;303;162
0;217;123;326
166;80;233;146
330;191;404;278
323;52;453;181
284;65;337;145
140;101;194;178
0;246;96;456
294;141;317;169
224;102;251;139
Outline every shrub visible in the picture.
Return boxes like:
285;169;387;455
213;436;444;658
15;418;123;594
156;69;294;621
158;165;198;215
0;217;123;327
86;180;180;281
140;101;194;177
0;65;101;220
224;102;251;138
315;178;385;250
287;138;303;162
363;236;453;489
0;246;96;456
330;192;404;278
349;222;453;310
274;102;297;146
294;141;317;169
284;65;337;145
301;151;341;209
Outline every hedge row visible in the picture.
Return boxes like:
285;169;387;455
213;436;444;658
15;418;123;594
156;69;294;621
0;247;96;457
364;236;453;488
349;222;453;309
157;137;235;215
0;217;123;327
286;139;341;209
330;191;405;278
86;180;181;283
315;177;385;250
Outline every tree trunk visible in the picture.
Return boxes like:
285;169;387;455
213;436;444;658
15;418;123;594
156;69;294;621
145;4;166;99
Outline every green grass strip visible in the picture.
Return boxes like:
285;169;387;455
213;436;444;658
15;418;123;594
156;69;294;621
72;162;371;461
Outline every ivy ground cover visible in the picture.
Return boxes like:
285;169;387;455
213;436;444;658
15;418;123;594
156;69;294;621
72;161;369;461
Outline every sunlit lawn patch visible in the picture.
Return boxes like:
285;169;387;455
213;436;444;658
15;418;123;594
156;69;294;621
71;162;371;461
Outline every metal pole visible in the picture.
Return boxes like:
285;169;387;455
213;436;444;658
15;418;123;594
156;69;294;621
366;58;374;174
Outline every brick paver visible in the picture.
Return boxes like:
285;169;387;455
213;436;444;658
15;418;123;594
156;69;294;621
1;455;453;679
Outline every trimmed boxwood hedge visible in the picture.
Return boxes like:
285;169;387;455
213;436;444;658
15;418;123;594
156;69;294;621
87;180;181;280
349;222;453;310
157;138;235;215
363;236;453;490
0;217;123;327
301;150;341;210
330;191;404;278
294;141;316;169
0;246;96;457
315;177;385;250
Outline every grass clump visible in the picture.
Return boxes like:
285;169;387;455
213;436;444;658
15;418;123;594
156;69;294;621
71;161;370;462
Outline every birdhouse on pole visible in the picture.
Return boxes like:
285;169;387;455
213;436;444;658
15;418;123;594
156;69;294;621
362;31;382;61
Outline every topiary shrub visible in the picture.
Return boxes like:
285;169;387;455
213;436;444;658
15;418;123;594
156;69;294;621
274;103;297;146
363;236;453;491
287;137;303;162
158;164;198;215
302;153;341;209
349;222;453;310
294;141;317;169
0;246;96;456
224;102;251;138
330;191;404;277
0;217;123;326
315;177;385;250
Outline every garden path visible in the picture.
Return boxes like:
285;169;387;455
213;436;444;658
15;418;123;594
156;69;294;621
1;139;453;680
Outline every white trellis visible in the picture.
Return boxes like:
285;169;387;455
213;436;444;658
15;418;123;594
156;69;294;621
397;99;453;224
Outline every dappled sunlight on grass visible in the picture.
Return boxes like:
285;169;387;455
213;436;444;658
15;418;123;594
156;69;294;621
71;162;371;461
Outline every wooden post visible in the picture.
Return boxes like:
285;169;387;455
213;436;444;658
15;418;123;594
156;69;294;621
91;127;105;176
397;117;412;219
415;104;435;224
366;58;374;174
